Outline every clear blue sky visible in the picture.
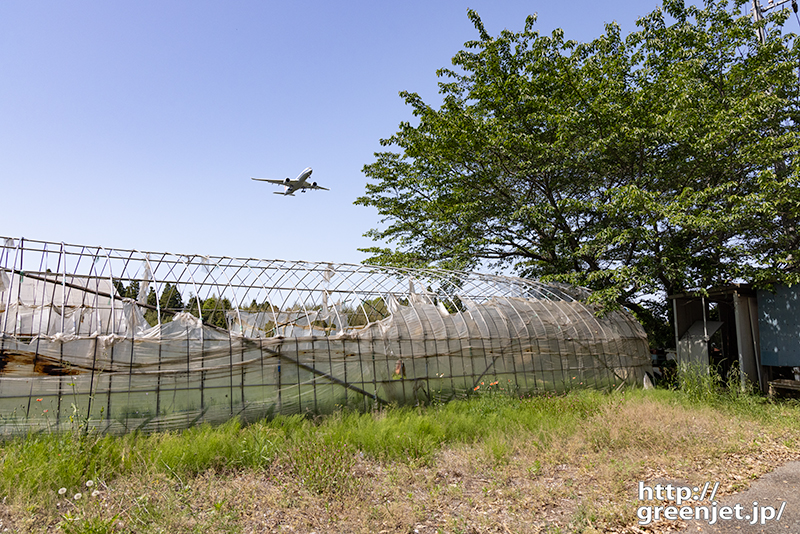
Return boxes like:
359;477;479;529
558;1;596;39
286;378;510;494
1;1;660;264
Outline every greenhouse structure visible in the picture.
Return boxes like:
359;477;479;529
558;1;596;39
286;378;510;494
0;237;651;435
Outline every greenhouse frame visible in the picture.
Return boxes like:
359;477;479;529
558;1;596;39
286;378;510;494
0;237;651;435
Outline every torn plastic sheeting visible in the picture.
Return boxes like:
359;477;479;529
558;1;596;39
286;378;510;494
0;236;652;436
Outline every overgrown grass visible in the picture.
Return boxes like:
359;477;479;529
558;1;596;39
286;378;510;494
1;384;799;533
676;361;724;403
0;390;608;506
675;360;781;418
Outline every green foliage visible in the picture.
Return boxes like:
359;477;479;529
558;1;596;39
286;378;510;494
676;361;723;403
200;296;232;328
0;430;136;512
327;390;605;464
145;283;185;326
155;419;246;475
242;299;276;312
356;0;800;334
113;280;139;299
185;294;233;329
344;297;391;326
58;514;120;534
153;418;286;475
676;359;769;415
334;407;452;463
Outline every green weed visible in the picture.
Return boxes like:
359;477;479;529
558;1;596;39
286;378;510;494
58;511;119;534
676;361;723;403
284;430;355;495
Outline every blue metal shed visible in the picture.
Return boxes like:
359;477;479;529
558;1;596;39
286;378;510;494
758;284;800;367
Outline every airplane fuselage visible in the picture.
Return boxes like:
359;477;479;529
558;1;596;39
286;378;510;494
282;167;314;195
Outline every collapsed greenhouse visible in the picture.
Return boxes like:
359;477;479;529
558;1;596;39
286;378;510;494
0;237;651;435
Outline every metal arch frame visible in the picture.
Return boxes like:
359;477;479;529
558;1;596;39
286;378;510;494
0;237;620;352
0;236;651;434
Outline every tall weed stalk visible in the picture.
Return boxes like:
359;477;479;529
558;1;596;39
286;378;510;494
676;361;722;403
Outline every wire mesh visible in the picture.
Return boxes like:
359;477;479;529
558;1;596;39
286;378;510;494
0;236;651;435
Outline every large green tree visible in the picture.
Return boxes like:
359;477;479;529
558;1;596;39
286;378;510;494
356;0;800;330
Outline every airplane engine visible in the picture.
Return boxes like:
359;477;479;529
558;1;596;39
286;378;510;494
311;181;317;187
284;177;291;184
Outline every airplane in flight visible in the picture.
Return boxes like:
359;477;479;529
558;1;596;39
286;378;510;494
251;167;329;196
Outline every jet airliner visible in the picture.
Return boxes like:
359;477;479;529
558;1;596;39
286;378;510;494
251;167;329;196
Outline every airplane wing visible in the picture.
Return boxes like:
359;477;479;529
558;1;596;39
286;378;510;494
251;177;292;185
309;184;329;191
